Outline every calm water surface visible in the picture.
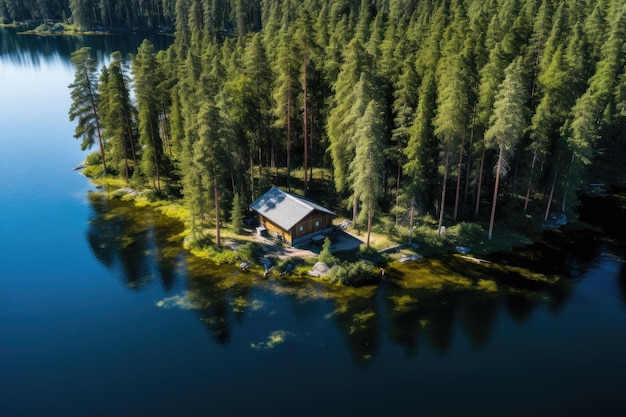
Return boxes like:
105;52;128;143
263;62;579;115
1;28;626;417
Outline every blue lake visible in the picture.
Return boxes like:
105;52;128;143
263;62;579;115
1;27;626;416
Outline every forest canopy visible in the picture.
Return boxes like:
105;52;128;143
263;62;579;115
62;0;626;246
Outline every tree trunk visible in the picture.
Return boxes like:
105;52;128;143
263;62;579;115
488;145;504;240
464;123;474;204
453;133;465;221
303;46;308;195
161;105;172;156
438;141;451;235
366;193;372;248
561;155;575;213
395;159;401;225
309;111;314;183
408;195;415;245
544;167;558;221
149;115;161;190
86;75;107;172
474;146;486;217
286;74;291;192
523;147;538;213
123;144;129;183
249;150;255;204
123;109;137;166
213;160;221;247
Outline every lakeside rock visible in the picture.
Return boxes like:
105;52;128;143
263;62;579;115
308;262;331;278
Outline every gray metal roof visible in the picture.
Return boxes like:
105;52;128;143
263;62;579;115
250;187;336;231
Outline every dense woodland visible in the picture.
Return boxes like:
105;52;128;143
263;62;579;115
62;0;626;246
0;0;175;29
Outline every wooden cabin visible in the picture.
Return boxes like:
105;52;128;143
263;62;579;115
250;187;336;247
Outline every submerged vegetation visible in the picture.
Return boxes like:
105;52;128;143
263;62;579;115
61;0;626;286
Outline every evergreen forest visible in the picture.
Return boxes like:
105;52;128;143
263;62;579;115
61;0;626;248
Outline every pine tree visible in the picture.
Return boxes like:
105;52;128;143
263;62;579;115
474;42;509;216
231;192;244;233
404;70;438;212
391;57;419;210
271;24;301;191
294;8;318;194
433;7;472;231
100;51;138;182
349;100;385;247
556;6;626;217
132;39;166;190
327;38;372;194
69;47;107;172
485;58;528;240
197;100;227;247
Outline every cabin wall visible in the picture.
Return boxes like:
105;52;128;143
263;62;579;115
259;215;292;244
292;212;333;239
258;211;334;246
290;212;334;246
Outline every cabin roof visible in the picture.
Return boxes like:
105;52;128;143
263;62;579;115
250;187;335;231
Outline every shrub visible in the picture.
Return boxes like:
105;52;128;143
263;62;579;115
84;151;102;165
82;164;104;178
230;192;244;233
184;231;214;250
318;237;338;265
327;261;379;286
237;242;263;262
447;222;485;246
412;224;447;253
143;188;168;202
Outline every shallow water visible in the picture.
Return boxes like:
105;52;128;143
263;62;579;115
1;27;626;416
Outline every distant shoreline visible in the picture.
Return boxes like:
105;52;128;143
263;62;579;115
1;21;173;36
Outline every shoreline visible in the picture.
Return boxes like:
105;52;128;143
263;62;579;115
2;21;173;36
87;177;593;291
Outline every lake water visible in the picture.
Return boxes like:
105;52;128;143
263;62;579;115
1;28;626;416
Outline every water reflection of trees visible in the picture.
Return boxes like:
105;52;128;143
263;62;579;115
0;27;172;67
86;192;183;290
86;194;620;361
330;289;380;367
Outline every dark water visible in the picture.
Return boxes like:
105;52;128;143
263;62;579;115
2;28;626;416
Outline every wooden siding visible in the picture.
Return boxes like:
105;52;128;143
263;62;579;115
259;210;334;246
260;215;291;243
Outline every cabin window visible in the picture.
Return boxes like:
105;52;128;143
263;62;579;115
315;220;320;228
299;225;304;233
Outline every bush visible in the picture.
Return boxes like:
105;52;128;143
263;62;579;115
82;164;104;178
447;222;485;246
85;151;103;166
237;242;263;262
318;237;338;265
327;261;379;286
184;231;213;250
413;224;447;253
